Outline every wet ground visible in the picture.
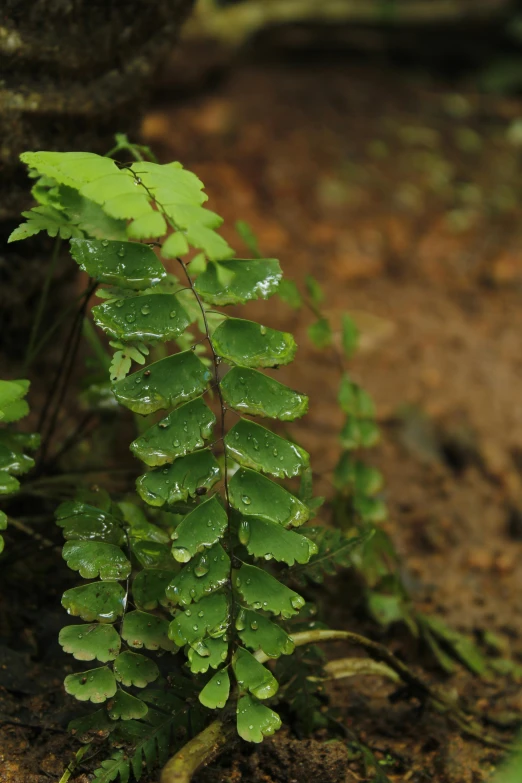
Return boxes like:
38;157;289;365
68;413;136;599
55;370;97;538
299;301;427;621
2;53;522;782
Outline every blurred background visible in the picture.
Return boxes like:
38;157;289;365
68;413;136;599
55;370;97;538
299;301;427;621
3;2;522;780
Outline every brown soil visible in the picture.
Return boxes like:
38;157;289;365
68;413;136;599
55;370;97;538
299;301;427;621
2;54;522;782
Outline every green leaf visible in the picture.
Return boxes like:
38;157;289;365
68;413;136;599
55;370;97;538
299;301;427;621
240;517;317;566
212;318;297;368
291;527;364;586
236;609;294;658
121;610;177;652
170;496;227;562
137;450;221;508
130;398;215;467
0;399;30;423
112;351;212;415
333;453;383;495
221;367;308;421
277;279;302;310
340;418;380;450
194;259;282;306
341;314;359;359
420;615;487;676
185;224;235;261
161;231;190;259
59;624;121;662
0;380;30;417
119;502;170;543
0;472;19;495
56;502;125;546
168;593;230;647
92;293;190;343
8;205;84;242
70;238;166;289
68;708;116;740
199;669;230;709
113;651;160;688
225;419;309;479
132;569;175;611
62;582;125;623
229;468;309;527
0;441;34;475
51;185;127;240
233;647;278;699
127;211;167;240
107;690;149;721
166;543;230;606
187;636;229;674
109;351;132;382
129;161;207;206
64;666;117;703
305;274;324;307
130;541;173;570
62;541;131;581
338;375;375;418
21;151;122;190
233;564;304;618
307;318;332;349
237;694;281;743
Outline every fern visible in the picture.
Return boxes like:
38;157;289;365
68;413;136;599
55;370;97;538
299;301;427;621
11;146;328;775
0;379;39;547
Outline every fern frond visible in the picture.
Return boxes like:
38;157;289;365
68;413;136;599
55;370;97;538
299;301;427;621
289;527;365;586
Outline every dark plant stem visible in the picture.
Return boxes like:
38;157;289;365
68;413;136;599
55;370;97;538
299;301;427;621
24;237;62;371
37;280;97;469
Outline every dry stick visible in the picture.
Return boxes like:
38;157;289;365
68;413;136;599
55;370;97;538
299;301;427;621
159;628;512;783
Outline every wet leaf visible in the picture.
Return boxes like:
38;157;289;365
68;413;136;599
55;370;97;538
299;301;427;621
0;380;30;420
121;610;176;652
107;690;149;721
212;318;297;368
170;496;228;563
237;694;281;743
236;609;294;658
187;636;229;674
92;293;190;342
221;367;308;421
241;517;317;566
166;543;230;606
132;569;175;611
130;398;215;467
161;231;189;259
127;211;167;240
113;651;159;688
229;468;309;527
62;541;131;581
56;502;125;546
168;593;230;647
233;647;278;699
136;450;221;507
130;541;174;570
65;666;117;703
62;582;125;623
233;564;304;619
194;259;282;305
70;238;166;289
59;624;121;662
307;318;332;349
112;351;212;415
225;419;309;478
198;669;230;709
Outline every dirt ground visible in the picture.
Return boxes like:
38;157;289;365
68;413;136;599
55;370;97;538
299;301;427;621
2;52;522;782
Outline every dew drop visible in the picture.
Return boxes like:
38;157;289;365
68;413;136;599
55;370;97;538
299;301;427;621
241;495;251;506
125;314;135;323
169;310;178;319
260;326;267;335
291;595;304;610
141;304;151;315
117;248;125;258
250;620;258;630
194;555;209;578
238;518;250;546
159;421;169;429
272;448;278;457
101;239;109;247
